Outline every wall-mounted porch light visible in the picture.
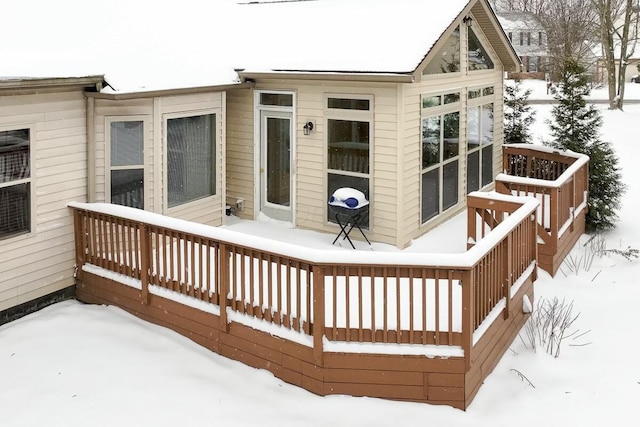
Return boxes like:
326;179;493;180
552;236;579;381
303;121;314;135
463;15;473;27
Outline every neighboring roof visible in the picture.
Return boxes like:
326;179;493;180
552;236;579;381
1;0;513;94
496;11;544;31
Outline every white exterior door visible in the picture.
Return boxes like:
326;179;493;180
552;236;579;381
260;110;292;222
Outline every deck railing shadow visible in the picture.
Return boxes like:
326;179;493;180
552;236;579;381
497;144;589;275
70;190;538;409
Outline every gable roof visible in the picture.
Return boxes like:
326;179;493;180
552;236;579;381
1;0;517;94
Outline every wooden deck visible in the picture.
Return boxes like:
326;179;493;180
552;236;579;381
497;144;589;276
70;190;539;410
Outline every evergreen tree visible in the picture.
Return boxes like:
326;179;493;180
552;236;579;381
547;58;625;232
504;79;536;144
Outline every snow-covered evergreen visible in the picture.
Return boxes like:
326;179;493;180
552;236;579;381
547;59;625;231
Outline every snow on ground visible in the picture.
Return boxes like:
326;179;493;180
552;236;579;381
1;81;639;426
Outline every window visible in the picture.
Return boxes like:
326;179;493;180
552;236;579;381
423;27;460;75
466;91;494;193
110;120;144;209
421;93;461;223
538;31;543;45
527;32;531;46
167;114;216;208
519;32;523;46
508;32;512;42
468;28;494;71
0;128;31;239
326;96;372;226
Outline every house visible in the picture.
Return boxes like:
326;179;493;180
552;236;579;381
1;0;521;322
496;10;548;79
2;0;593;409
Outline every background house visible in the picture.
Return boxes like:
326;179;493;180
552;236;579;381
1;0;519;322
496;11;548;79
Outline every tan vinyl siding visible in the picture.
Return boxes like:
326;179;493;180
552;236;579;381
93;92;225;226
225;88;255;219
0;91;88;311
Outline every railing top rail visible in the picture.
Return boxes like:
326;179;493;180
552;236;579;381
503;143;587;162
500;144;589;189
69;194;539;270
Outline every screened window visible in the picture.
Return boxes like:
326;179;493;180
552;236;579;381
423;27;460;75
110;121;144;209
468;28;494;71
167;114;216;208
326;97;371;226
421;105;461;223
0;128;31;239
467;103;494;193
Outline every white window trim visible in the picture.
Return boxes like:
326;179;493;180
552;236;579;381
0;123;36;242
162;109;221;214
105;115;150;210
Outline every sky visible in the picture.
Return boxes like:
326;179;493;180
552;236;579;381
1;80;639;426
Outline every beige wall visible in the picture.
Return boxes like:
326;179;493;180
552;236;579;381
93;91;226;226
0;91;88;311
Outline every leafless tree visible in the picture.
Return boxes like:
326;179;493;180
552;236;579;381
594;0;640;109
537;0;600;78
489;0;547;14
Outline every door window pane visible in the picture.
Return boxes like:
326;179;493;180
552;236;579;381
266;117;291;206
167;114;216;208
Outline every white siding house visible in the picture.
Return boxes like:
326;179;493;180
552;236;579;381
0;0;519;319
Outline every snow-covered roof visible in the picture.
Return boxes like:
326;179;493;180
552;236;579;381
2;0;485;94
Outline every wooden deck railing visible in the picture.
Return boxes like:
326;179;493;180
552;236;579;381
70;193;538;366
497;144;589;275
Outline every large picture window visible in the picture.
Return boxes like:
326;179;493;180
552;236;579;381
110;120;144;209
167;114;216;208
326;96;371;226
0;128;31;239
467;88;495;193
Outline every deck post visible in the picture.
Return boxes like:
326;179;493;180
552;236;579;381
73;209;85;282
139;223;150;305
312;265;324;366
549;187;559;255
219;243;230;332
461;269;474;371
